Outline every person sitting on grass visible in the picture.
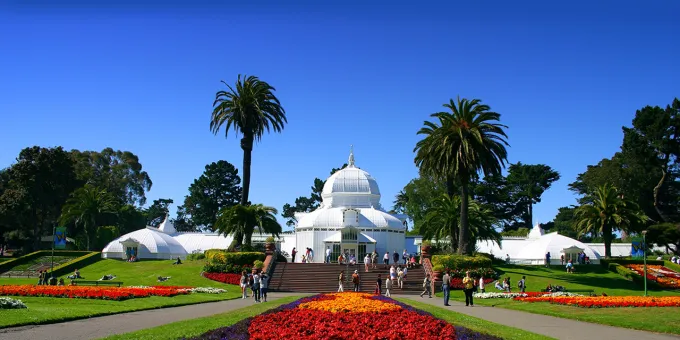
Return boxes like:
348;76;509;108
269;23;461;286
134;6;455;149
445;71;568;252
157;276;171;282
99;274;116;281
546;284;553;292
173;257;182;265
566;260;574;273
58;278;65;286
494;280;504;291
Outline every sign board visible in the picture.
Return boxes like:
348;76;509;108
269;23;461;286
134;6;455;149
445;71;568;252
631;237;644;258
54;227;67;249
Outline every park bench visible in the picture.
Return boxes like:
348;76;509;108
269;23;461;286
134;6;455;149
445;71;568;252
72;280;123;287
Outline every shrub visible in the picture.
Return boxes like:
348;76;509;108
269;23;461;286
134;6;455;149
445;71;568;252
187;252;206;261
421;240;432;247
204;250;265;266
432;264;445;272
431;254;492;270
203;263;252;274
253;260;264;269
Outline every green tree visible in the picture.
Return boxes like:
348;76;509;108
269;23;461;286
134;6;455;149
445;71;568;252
71;148;153;206
414;97;509;254
392;174;447;232
645;223;680;256
210;75;287;209
506;162;560;228
574;184;646;258
2;147;80;249
116;204;146;235
419;194;500;253
172;205;196;232
181;160;242;231
144;198;174;227
282;164;347;226
541;206;579;239
59;185;119;250
214;204;282;250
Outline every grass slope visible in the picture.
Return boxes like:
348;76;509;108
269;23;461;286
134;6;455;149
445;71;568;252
100;296;301;340
398;299;554;340
0;259;240;328
447;264;680;334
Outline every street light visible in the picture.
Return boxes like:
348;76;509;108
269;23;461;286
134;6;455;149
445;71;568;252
642;230;648;297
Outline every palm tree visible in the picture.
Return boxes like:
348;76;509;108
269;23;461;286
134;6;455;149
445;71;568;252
419;194;501;253
414;97;509;254
215;204;282;250
210;75;286;207
59;185;118;250
574;184;646;258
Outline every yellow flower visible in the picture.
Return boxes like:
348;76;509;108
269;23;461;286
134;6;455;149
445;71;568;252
299;292;401;313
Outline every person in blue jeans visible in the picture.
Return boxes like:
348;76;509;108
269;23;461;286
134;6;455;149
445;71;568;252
442;269;451;306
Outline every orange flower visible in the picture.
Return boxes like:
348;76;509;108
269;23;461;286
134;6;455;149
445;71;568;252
298;292;401;313
625;265;680;289
516;295;680;308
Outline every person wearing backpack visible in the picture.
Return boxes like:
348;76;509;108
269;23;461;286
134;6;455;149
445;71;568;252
420;274;432;298
518;275;526;293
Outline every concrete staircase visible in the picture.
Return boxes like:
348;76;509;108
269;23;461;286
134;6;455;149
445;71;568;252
269;262;426;295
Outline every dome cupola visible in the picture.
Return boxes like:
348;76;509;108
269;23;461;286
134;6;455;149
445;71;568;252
321;146;381;208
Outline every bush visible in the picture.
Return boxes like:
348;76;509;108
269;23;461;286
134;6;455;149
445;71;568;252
203;263;252;274
265;236;275;243
187;252;206;261
431;254;492;270
204;250;265;266
253;260;264;269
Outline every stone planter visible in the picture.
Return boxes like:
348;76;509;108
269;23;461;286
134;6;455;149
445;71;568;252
421;245;432;257
433;270;443;281
265;242;276;254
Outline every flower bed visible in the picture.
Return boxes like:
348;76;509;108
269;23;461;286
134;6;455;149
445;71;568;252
128;286;227;294
203;272;241;285
0;297;27;309
475;292;583;299
451;278;495;290
515;295;680;308
0;285;189;301
624;264;680;289
189;292;503;340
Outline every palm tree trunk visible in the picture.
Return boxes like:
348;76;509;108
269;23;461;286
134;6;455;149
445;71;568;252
446;175;455;197
228;231;243;251
244;232;253;246
240;135;254;206
458;183;470;255
528;202;533;228
602;222;612;259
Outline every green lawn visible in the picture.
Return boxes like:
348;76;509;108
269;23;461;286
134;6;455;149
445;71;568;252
101;296;301;340
446;264;680;334
398;299;554;340
0;258;240;329
8;256;75;271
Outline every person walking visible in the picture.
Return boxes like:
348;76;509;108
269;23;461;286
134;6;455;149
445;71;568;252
252;272;261;303
518;275;526;293
338;271;345;292
402;249;408;265
420;274;432;298
352;270;361;292
392;251;399;266
291;247;297;263
239;270;249;299
326;247;332;264
397;267;404;289
375;274;382;295
462;271;474;307
383;252;389;267
309;248;314;263
479;274;486;293
385;277;392;297
545;252;551;268
364;254;371;272
371;251;378;269
442;269;451;306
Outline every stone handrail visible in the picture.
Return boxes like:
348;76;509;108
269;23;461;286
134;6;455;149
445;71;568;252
421;257;435;294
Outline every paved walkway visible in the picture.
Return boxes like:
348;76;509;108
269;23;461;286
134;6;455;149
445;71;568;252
394;295;680;340
0;293;302;340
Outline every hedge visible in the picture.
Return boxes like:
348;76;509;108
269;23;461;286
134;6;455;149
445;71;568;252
204;250;265;266
600;259;665;267
431;255;492;270
607;262;661;289
52;252;101;277
0;250;92;274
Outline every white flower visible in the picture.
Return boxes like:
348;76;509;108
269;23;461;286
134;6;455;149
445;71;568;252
542;292;583;297
189;287;226;294
472;292;527;299
0;297;28;309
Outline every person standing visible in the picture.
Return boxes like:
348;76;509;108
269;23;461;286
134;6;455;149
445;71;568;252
291;247;297;263
462;271;474;307
239;271;248;299
402;250;408;265
371;250;378;269
383;252;390;267
392;251;399;266
442;270;451;306
375;274;382;295
326;247;331;264
397;268;404;289
364;254;370;272
352;270;361;292
518;275;526;293
338;271;345;292
545;252;551;268
259;273;269;302
252;272;260;303
309;248;314;263
479;274;486;293
420;274;432;298
560;254;564;265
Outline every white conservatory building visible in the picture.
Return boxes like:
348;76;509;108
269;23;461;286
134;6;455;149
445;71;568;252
102;149;408;262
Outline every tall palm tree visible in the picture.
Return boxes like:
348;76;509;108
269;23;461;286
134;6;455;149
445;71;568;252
414;97;509;254
574;184;646;258
59;185;118;250
420;194;501;253
215;204;282;250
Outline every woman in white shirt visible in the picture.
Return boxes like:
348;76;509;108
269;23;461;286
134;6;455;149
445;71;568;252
239;271;248;299
479;275;485;293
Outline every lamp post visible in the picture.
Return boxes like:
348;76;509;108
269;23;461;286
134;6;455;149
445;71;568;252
642;230;648;297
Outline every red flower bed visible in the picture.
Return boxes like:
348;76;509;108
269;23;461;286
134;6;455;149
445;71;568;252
625;265;680;289
249;307;455;340
203;272;241;285
517;295;680;308
0;285;188;301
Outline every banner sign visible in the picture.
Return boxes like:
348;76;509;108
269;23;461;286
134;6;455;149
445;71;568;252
631;237;644;258
54;227;67;249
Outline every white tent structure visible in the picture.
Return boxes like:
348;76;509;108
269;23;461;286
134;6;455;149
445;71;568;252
514;232;601;265
102;221;187;260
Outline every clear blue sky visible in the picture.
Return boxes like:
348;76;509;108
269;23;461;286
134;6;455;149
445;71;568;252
1;1;679;230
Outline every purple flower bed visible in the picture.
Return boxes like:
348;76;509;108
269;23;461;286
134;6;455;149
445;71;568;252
187;294;502;340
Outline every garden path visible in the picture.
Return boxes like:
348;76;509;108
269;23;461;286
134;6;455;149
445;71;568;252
396;294;680;340
0;292;302;340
